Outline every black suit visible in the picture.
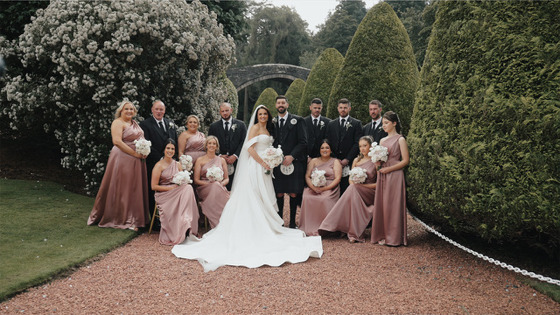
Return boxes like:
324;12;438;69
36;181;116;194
208;118;247;190
325;116;363;194
273;113;307;228
304;115;331;159
139;116;178;215
363;119;387;144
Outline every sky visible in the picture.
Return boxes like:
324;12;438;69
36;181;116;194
266;0;381;33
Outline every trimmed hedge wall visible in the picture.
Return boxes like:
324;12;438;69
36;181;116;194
253;87;278;114
284;78;306;114
407;0;560;246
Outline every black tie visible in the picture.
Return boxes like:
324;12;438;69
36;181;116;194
158;121;164;131
313;118;318;127
224;121;229;132
340;118;346;128
280;118;285;129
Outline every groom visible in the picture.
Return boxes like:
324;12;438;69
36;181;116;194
208;102;247;190
273;95;307;228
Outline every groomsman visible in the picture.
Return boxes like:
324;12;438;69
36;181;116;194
273;95;307;228
304;98;331;161
325;98;363;194
363;100;387;144
140;100;178;229
208;102;247;190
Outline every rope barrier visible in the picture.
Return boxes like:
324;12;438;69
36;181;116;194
408;211;560;287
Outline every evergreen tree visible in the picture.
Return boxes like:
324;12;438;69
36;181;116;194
327;2;419;134
284;79;306;115
254;87;278;114
407;1;560;246
299;48;344;117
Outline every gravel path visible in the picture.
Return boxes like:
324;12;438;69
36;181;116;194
2;215;558;314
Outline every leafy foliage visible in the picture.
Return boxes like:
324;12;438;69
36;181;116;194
299;48;344;117
1;0;234;192
407;0;560;246
0;1;49;41
190;0;249;43
254;88;278;114
327;2;419;134
284;79;306;115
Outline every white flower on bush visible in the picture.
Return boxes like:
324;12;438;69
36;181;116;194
310;168;327;187
349;167;367;184
134;138;151;156
206;166;224;182
368;142;388;163
172;170;192;185
179;154;193;172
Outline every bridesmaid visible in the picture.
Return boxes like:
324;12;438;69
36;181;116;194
318;136;377;242
178;114;206;164
371;111;409;246
299;139;341;236
88;100;150;231
152;139;199;245
193;136;230;229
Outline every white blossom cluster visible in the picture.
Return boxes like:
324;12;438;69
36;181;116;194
349;167;367;184
1;0;235;193
206;166;224;182
179;154;193;172
172;170;192;186
310;168;327;187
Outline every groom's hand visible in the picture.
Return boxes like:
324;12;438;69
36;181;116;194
283;155;294;166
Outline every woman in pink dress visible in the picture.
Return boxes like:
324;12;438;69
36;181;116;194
88;100;150;231
152;139;199;245
319;136;377;242
194;136;230;229
371;111;409;246
178;115;206;164
299;139;341;236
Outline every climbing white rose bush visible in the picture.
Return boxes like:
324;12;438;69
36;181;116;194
1;0;235;193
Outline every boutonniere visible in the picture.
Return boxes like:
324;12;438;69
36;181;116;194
168;122;176;129
345;122;353;131
231;124;237;132
272;117;277;124
290;118;297;125
319;121;325;130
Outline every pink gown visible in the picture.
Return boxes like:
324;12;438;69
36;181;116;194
299;158;340;236
88;121;150;229
196;156;229;229
155;161;199;245
371;135;407;246
318;160;376;242
183;131;206;164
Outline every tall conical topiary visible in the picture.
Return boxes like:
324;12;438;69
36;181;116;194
298;48;344;117
253;87;278;114
284;78;306;114
407;1;560;246
327;2;419;134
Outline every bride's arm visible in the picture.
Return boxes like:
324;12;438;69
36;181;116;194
247;125;271;170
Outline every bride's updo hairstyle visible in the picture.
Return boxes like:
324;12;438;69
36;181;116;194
383;111;402;134
356;135;374;163
253;105;274;135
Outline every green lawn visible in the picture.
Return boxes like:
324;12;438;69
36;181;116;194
0;178;136;301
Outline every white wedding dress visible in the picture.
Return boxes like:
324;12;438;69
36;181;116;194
172;106;323;272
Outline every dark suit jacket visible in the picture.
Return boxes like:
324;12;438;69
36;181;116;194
208;118;247;157
325;116;363;162
273;113;307;161
363;120;387;144
304;115;331;158
139;116;178;168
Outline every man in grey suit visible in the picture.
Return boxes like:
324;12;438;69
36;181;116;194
363;100;387;144
303;98;331;161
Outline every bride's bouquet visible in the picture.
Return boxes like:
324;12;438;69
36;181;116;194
348;167;367;184
172;170;192;185
261;145;284;175
179;154;193;172
134;138;151;156
310;168;327;187
368;142;388;163
206;166;224;182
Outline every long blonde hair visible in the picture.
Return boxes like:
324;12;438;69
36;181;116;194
114;100;137;119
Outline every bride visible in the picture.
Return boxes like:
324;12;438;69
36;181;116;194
172;105;323;271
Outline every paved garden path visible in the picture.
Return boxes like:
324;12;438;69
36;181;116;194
2;215;558;314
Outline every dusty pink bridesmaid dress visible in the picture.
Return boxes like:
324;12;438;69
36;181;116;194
196;156;229;228
184;131;206;164
371;135;407;246
299;158;340;236
88;121;150;229
318;159;376;242
155;161;199;245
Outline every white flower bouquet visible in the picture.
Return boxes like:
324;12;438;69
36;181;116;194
261;145;284;175
206;166;224;182
310;168;327;187
172;170;192;185
368;142;388;163
349;167;367;184
179;154;193;172
134;138;151;156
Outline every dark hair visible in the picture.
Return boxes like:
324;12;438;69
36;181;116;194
311;98;323;105
338;98;351;106
276;95;288;103
383;111;402;134
162;138;178;159
356;135;374;163
253;105;274;135
319;139;335;157
369;100;382;107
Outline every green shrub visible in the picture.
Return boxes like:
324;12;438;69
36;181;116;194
299;48;344;117
407;0;560;246
254;87;278;114
327;2;419;134
284;78;306;115
221;73;239;116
